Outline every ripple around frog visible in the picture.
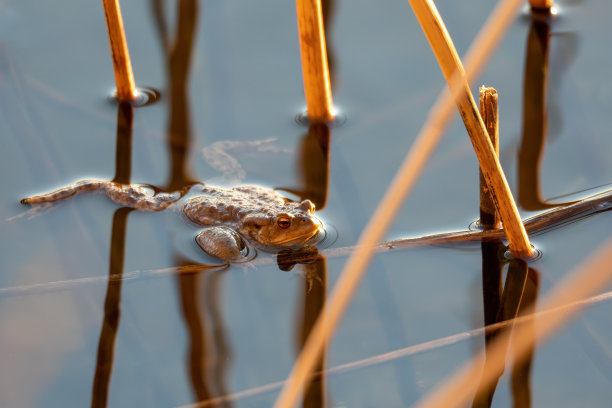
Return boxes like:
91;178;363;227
311;222;338;250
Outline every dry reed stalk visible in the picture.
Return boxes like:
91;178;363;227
408;0;533;258
273;1;526;407
414;237;612;408
529;0;553;11
296;0;334;121
478;87;501;229
102;0;137;100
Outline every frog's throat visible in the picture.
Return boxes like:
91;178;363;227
267;227;321;247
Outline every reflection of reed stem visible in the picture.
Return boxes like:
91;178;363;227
102;0;136;100
91;207;132;408
407;0;533;257
414;237;612;408
296;0;334;121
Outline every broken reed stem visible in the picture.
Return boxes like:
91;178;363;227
407;0;533;258
102;0;137;101
296;0;334;121
478;87;501;229
529;0;553;11
415;236;612;408
273;1;527;407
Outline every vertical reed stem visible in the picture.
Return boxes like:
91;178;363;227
529;0;553;12
407;0;533;258
296;0;334;121
478;87;501;229
102;0;137;100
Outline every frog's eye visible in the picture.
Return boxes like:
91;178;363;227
277;217;292;229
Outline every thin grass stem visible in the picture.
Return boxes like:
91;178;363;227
102;0;137;100
296;0;334;122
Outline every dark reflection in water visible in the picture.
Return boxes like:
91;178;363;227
92;103;135;407
518;15;576;210
91;207;134;408
112;103;135;185
321;0;337;91
295;253;327;408
473;252;539;408
151;1;234;405
296;123;331;210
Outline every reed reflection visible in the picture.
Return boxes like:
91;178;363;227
294;123;330;210
296;254;327;408
321;0;337;91
473;256;539;408
518;14;575;210
91;102;134;408
152;1;232;405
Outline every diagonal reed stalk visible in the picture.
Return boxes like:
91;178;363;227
273;0;526;407
408;0;532;257
102;0;137;100
414;236;612;408
296;0;334;121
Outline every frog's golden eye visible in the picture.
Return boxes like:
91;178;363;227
277;217;291;229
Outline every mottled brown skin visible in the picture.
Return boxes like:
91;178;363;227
22;180;322;261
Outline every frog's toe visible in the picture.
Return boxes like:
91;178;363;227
196;227;250;261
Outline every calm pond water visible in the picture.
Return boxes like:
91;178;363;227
1;0;612;407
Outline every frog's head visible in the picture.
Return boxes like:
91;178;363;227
238;199;321;248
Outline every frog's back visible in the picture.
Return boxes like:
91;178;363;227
182;185;288;226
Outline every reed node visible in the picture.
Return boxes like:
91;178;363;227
296;0;334;122
102;0;137;101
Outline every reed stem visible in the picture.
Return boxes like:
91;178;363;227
102;0;137;101
478;87;501;229
296;0;334;122
407;0;533;258
273;1;527;407
529;0;553;12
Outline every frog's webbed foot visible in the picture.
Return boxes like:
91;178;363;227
195;227;252;262
21;180;184;211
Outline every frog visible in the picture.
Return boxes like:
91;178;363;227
21;180;323;262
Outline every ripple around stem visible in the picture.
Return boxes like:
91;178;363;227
108;86;161;107
294;109;347;127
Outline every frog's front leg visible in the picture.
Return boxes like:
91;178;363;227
21;179;182;211
195;227;250;262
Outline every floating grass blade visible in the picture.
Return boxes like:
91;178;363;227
273;1;526;407
102;0;137;100
296;0;334;122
